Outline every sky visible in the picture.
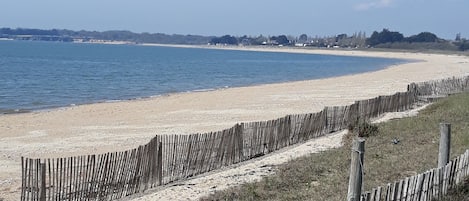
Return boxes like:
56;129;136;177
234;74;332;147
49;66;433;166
1;0;468;39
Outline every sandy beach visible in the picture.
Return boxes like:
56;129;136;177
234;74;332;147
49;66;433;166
1;47;469;200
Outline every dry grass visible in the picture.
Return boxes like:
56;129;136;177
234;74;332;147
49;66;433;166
436;177;469;201
201;93;469;201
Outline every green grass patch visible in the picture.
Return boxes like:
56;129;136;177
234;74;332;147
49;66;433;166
201;93;469;201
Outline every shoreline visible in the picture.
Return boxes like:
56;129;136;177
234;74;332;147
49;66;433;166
0;86;231;116
1;47;469;200
0;44;411;115
1;48;468;146
0;44;412;115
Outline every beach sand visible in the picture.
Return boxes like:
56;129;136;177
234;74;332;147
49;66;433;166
1;47;469;200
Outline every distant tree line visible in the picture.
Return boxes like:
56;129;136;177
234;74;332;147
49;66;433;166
366;29;469;51
208;30;468;51
0;28;60;36
367;29;440;46
1;27;468;51
0;28;73;42
0;28;213;44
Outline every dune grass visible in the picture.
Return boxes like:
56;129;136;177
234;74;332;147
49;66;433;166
435;177;469;201
201;93;469;201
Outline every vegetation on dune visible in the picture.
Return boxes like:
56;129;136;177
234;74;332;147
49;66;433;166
201;93;469;201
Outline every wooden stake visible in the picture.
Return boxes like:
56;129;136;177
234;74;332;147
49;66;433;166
438;123;451;168
347;138;365;201
40;162;46;201
157;141;163;185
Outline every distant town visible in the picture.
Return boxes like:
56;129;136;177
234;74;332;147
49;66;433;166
1;27;468;51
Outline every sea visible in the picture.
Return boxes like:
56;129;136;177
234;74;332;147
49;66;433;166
0;40;406;114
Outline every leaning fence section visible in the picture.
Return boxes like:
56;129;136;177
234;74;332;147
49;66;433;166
409;75;469;97
21;75;469;201
361;149;469;201
21;138;162;201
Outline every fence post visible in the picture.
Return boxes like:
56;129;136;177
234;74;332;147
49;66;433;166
157;141;163;185
347;138;365;201
39;162;46;201
438;123;451;168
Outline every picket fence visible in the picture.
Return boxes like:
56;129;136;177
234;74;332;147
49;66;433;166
21;75;469;201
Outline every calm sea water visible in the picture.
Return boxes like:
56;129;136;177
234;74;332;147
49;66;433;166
0;40;405;113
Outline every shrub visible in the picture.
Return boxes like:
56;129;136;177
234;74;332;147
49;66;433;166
357;121;379;137
348;119;379;138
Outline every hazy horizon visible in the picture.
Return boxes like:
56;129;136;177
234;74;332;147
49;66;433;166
1;0;468;40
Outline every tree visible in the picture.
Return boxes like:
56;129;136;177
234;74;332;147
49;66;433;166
456;33;461;41
253;35;268;45
298;34;308;43
366;29;404;46
336;34;347;41
210;35;238;45
406;32;439;43
380;29;404;43
457;39;469;51
367;31;381;46
270;35;289;45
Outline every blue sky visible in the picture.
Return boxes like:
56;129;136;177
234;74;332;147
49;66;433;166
1;0;468;39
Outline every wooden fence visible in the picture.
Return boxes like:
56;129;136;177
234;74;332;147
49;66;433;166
20;75;469;201
361;149;469;201
21;138;162;201
408;76;469;97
